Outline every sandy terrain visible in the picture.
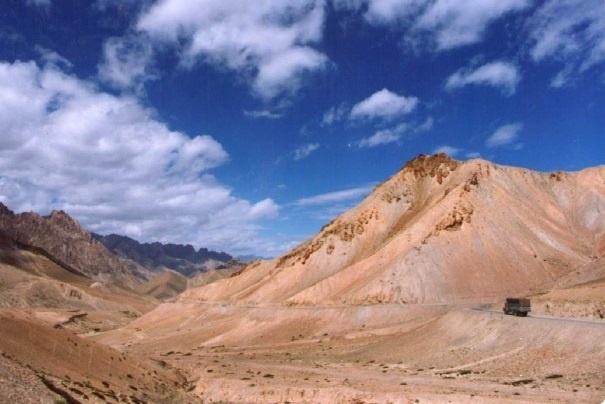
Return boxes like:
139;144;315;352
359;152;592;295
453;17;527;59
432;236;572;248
2;155;604;402
94;301;605;403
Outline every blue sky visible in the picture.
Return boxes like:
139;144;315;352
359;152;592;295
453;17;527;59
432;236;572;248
0;0;604;257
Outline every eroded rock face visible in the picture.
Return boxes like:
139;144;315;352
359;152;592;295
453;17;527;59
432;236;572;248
0;203;150;286
401;153;461;183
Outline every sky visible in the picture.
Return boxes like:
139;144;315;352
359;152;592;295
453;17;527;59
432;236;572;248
0;0;604;257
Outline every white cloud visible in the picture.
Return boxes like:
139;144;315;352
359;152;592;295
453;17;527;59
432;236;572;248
363;0;426;25
413;0;530;50
321;104;348;126
35;46;72;70
294;143;320;160
0;59;279;255
293;185;374;206
350;88;418;121
445;61;520;96
550;67;574;89
98;35;157;93
357;123;408;148
335;0;530;51
433;145;461;157
528;0;605;86
414;116;433;133
244;109;284;119
136;0;328;100
485;123;523;148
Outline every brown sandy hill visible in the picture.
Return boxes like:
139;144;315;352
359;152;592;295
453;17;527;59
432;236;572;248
182;154;604;305
137;270;188;300
530;254;605;319
0;308;193;403
93;155;605;403
187;264;243;289
0;203;152;288
0;233;159;332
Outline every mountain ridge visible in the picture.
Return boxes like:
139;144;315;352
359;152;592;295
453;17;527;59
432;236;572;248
0;203;152;288
93;233;233;276
181;154;605;305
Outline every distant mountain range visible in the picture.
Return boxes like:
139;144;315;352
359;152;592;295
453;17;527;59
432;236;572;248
0;202;151;288
0;202;238;289
93;233;234;276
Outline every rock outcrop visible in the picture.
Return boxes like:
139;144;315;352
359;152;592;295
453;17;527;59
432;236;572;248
0;204;151;288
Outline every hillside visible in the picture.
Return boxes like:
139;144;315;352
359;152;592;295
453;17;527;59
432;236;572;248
182;154;604;305
3;154;604;402
0;204;152;288
136;270;188;300
91;154;605;402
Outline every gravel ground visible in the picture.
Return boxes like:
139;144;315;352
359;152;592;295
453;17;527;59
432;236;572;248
0;354;60;404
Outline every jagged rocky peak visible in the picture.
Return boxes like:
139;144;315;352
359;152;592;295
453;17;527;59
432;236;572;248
0;202;15;216
0;202;151;284
401;153;461;182
93;233;234;276
46;209;88;237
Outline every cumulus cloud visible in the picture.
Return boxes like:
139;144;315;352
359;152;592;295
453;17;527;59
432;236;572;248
413;0;530;50
294;143;320;160
485;123;523;148
98;35;157;93
135;0;328;100
335;0;530;51
350;89;418;121
0;59;279;255
527;0;605;86
357;123;408;148
445;61;520;96
363;0;426;25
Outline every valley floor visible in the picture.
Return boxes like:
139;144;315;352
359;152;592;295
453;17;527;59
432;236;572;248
91;302;605;403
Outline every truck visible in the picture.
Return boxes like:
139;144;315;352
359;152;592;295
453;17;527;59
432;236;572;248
503;298;531;316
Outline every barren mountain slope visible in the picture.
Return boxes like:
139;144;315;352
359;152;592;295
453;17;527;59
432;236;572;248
136;270;188;300
183;154;605;305
0;308;193;403
0;204;152;288
94;155;605;403
0;234;159;332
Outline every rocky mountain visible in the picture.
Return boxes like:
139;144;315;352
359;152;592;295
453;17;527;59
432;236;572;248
0;203;152;288
183;154;605;305
93;233;233;276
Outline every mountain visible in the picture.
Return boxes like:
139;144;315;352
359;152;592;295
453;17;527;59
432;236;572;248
93;233;233;276
89;154;605;403
136;270;188;300
182;154;605;305
0;203;152;288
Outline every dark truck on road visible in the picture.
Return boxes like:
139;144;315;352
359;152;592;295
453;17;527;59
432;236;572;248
503;298;531;316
